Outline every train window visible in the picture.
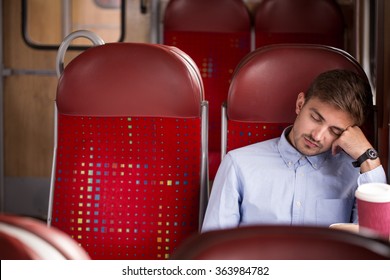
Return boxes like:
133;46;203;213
22;0;125;50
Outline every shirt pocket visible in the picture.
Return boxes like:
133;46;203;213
316;198;354;226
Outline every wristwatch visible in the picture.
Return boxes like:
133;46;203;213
352;148;378;167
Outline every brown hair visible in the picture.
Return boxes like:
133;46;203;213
305;69;372;126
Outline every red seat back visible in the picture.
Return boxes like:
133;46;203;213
50;42;208;260
223;44;374;155
255;0;345;49
0;214;90;260
171;225;390;259
163;0;251;179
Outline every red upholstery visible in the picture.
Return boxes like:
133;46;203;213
171;225;390;260
0;214;90;260
255;0;345;49
50;43;207;259
163;0;251;179
226;122;291;152
224;44;374;155
164;0;250;32
57;43;203;117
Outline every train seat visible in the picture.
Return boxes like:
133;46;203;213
171;225;390;259
163;0;251;180
222;44;374;157
255;0;345;49
0;214;90;259
49;32;208;259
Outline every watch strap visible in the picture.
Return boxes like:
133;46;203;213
352;148;378;168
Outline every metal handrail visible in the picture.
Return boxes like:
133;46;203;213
55;30;105;78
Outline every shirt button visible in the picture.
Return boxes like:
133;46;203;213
296;201;302;207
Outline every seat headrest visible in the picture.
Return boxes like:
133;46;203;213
171;225;390;260
57;43;204;117
228;44;368;122
0;215;90;260
164;0;250;32
255;0;344;34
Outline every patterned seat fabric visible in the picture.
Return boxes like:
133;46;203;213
226;121;290;152
163;0;251;179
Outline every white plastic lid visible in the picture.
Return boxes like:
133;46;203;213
355;183;390;203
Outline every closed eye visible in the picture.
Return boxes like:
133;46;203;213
311;113;322;122
330;127;344;137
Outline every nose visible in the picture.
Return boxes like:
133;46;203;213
311;125;327;141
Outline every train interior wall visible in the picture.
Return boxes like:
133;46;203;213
1;0;390;220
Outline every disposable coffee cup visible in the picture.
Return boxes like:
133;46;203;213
355;183;390;239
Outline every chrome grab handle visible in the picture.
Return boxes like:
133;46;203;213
56;30;105;78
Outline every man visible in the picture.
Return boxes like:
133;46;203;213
202;69;387;232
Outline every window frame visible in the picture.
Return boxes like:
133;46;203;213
21;0;126;50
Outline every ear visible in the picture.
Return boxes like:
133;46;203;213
295;92;306;114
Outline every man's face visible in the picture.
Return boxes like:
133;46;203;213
288;92;355;156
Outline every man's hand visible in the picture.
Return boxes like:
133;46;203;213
331;126;381;173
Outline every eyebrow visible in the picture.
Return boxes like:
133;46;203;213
310;108;346;133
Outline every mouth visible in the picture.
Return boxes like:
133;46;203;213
303;136;319;148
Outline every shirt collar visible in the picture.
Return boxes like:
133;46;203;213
278;126;330;170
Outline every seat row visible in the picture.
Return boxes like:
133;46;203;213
47;29;374;260
2;214;390;259
162;0;346;178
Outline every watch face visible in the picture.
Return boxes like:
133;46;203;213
367;148;378;158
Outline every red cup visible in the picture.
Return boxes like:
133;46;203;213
355;183;390;240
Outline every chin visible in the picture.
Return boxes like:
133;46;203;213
298;146;322;156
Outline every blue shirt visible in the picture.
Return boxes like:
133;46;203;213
202;127;387;232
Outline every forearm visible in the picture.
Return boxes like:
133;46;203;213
360;157;381;173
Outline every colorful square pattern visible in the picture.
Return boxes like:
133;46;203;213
164;31;251;178
51;115;202;259
227;121;291;152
